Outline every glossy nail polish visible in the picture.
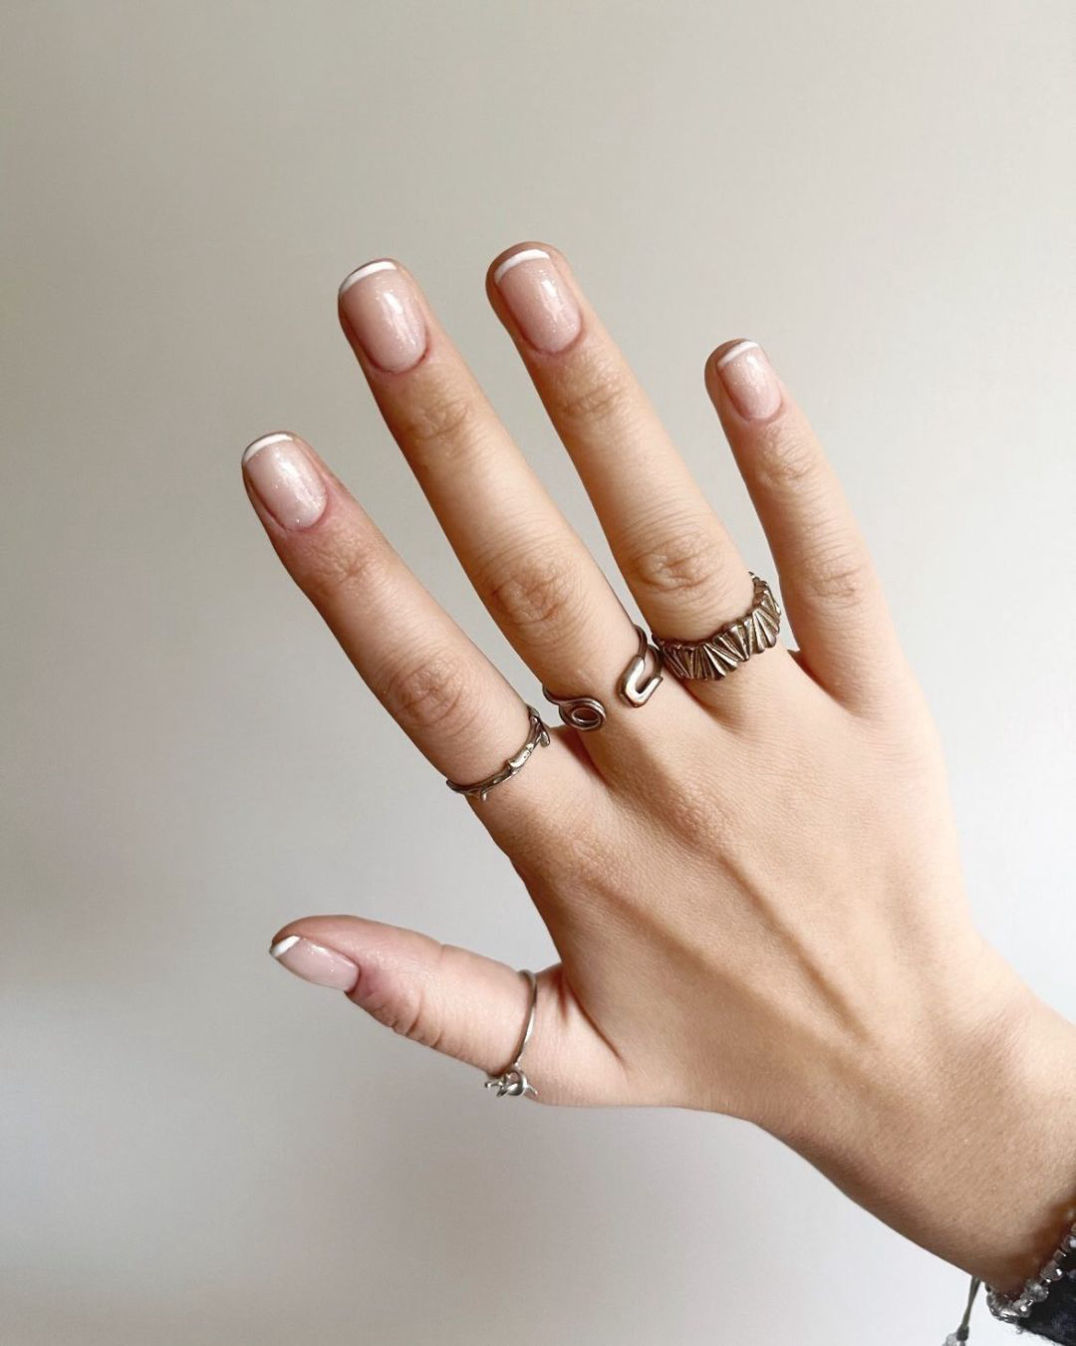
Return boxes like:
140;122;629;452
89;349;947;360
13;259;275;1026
270;934;359;992
492;248;582;354
338;260;428;373
242;433;327;530
714;340;782;421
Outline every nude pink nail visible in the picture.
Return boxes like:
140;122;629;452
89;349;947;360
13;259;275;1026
270;934;359;992
338;260;428;373
714;340;782;421
242;433;327;531
492;248;582;354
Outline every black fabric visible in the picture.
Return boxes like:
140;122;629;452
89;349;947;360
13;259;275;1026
1019;1266;1076;1344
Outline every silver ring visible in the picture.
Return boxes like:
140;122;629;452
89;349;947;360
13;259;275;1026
652;574;782;681
541;688;606;731
542;625;664;731
444;706;550;801
485;969;538;1098
619;623;664;706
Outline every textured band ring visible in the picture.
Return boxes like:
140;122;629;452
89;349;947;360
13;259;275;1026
484;969;539;1099
542;624;664;731
652;573;782;681
444;705;550;802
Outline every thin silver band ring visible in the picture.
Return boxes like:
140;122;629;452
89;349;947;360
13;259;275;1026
444;706;550;802
484;969;538;1098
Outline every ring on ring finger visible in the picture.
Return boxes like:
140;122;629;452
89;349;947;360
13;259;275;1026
652;573;782;682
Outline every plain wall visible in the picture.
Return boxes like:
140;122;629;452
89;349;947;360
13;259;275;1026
4;2;1074;1342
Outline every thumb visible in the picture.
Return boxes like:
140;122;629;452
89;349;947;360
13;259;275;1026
267;915;626;1106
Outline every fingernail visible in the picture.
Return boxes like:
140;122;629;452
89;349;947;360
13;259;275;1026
270;934;360;992
242;433;327;531
714;340;782;421
338;260;428;373
492;247;582;354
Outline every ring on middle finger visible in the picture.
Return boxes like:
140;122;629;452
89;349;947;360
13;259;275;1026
542;624;664;731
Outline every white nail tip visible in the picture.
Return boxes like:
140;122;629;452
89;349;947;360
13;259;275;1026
715;340;761;370
492;248;550;285
338;259;398;295
270;934;301;958
242;432;298;465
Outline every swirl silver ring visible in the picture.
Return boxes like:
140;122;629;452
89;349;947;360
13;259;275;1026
444;705;550;801
484;969;538;1099
651;573;782;682
542;624;664;731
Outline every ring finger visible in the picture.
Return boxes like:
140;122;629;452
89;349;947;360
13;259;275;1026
486;242;786;709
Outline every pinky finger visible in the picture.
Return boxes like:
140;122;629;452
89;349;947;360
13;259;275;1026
268;915;628;1106
705;340;914;712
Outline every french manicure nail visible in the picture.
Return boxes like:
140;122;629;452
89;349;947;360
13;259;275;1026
242;433;327;530
492;248;582;354
270;934;360;992
714;340;782;421
338;259;428;373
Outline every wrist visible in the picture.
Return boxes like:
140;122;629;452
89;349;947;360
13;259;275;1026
771;943;1076;1291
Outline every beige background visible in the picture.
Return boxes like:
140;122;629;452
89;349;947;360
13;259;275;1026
4;2;1075;1343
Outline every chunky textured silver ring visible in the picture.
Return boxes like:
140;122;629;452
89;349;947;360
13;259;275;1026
652;573;782;681
444;705;550;802
485;969;538;1099
542;625;664;731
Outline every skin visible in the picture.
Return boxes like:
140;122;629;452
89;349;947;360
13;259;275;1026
244;241;1076;1298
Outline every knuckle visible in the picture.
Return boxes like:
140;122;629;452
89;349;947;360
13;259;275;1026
352;953;449;1053
554;362;633;428
380;649;475;737
627;523;724;603
395;389;480;454
801;537;874;606
755;431;818;490
484;548;582;631
661;782;734;854
367;982;442;1050
304;534;385;608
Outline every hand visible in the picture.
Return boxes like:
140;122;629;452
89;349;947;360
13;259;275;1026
243;243;1076;1293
